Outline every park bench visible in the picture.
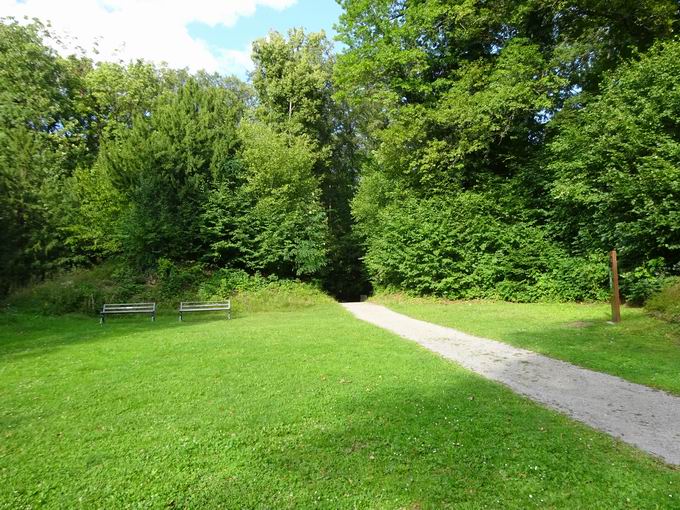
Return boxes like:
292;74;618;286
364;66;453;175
179;301;231;321
100;302;156;324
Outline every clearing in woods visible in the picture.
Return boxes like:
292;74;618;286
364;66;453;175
1;305;678;508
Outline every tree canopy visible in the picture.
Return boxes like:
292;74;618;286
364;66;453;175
1;2;678;302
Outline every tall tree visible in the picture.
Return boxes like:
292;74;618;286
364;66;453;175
336;0;678;197
548;40;680;270
251;29;334;141
0;19;88;291
235;121;329;276
97;77;246;267
336;0;679;300
251;29;368;297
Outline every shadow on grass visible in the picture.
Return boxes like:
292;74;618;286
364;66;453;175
0;312;235;361
182;379;676;508
1;306;678;508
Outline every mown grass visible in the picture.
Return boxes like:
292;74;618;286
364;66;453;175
1;305;679;508
374;294;680;396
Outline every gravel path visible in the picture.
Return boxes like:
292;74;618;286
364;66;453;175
342;302;680;465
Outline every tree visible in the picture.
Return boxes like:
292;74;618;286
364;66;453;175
97;77;246;267
335;0;678;300
548;40;680;270
251;29;334;141
0;19;87;291
251;28;368;296
235;121;328;276
336;0;678;197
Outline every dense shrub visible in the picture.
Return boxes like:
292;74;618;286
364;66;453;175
548;41;680;270
619;258;669;306
645;278;680;323
3;263;136;315
363;194;609;302
2;262;331;315
155;258;206;300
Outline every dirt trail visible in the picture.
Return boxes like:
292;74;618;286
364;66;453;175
342;302;680;465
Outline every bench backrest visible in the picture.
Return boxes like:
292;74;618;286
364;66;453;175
179;301;230;311
102;303;156;313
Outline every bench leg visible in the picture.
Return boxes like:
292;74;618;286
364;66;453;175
100;313;104;325
151;312;156;322
227;310;231;320
179;312;183;322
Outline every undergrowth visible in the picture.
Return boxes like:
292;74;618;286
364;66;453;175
645;278;680;323
2;260;331;316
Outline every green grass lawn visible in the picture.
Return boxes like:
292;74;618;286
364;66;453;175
1;305;679;508
374;294;680;396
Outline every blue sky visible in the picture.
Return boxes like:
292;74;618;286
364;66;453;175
188;0;343;54
188;0;343;78
1;0;344;79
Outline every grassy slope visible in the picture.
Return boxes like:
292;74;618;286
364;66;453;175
0;306;678;509
374;295;680;396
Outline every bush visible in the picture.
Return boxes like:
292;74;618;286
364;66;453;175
198;268;332;314
619;258;668;306
645;278;680;323
362;194;609;302
3;263;332;316
197;268;268;298
155;258;205;300
3;263;134;315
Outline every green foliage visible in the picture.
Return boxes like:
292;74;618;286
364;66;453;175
337;1;679;301
645;278;680;323
336;0;677;106
548;41;680;271
60;162;125;260
0;20;85;292
3;261;330;316
0;19;72;131
251;28;369;297
237;121;329;276
3;263;135;315
98;77;245;267
155;258;205;300
83;61;175;142
2;7;679;303
251;29;334;140
197;268;331;313
619;258;670;306
363;194;608;302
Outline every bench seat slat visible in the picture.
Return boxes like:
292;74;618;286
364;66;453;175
178;300;231;321
180;303;229;306
180;303;229;307
103;305;154;308
102;310;153;315
104;303;156;307
100;302;156;324
103;308;155;312
180;302;229;306
104;308;154;312
182;306;229;312
103;307;155;311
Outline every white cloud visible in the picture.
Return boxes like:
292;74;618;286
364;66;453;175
0;0;296;75
220;45;256;77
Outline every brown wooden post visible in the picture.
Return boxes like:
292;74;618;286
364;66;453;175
610;249;621;323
